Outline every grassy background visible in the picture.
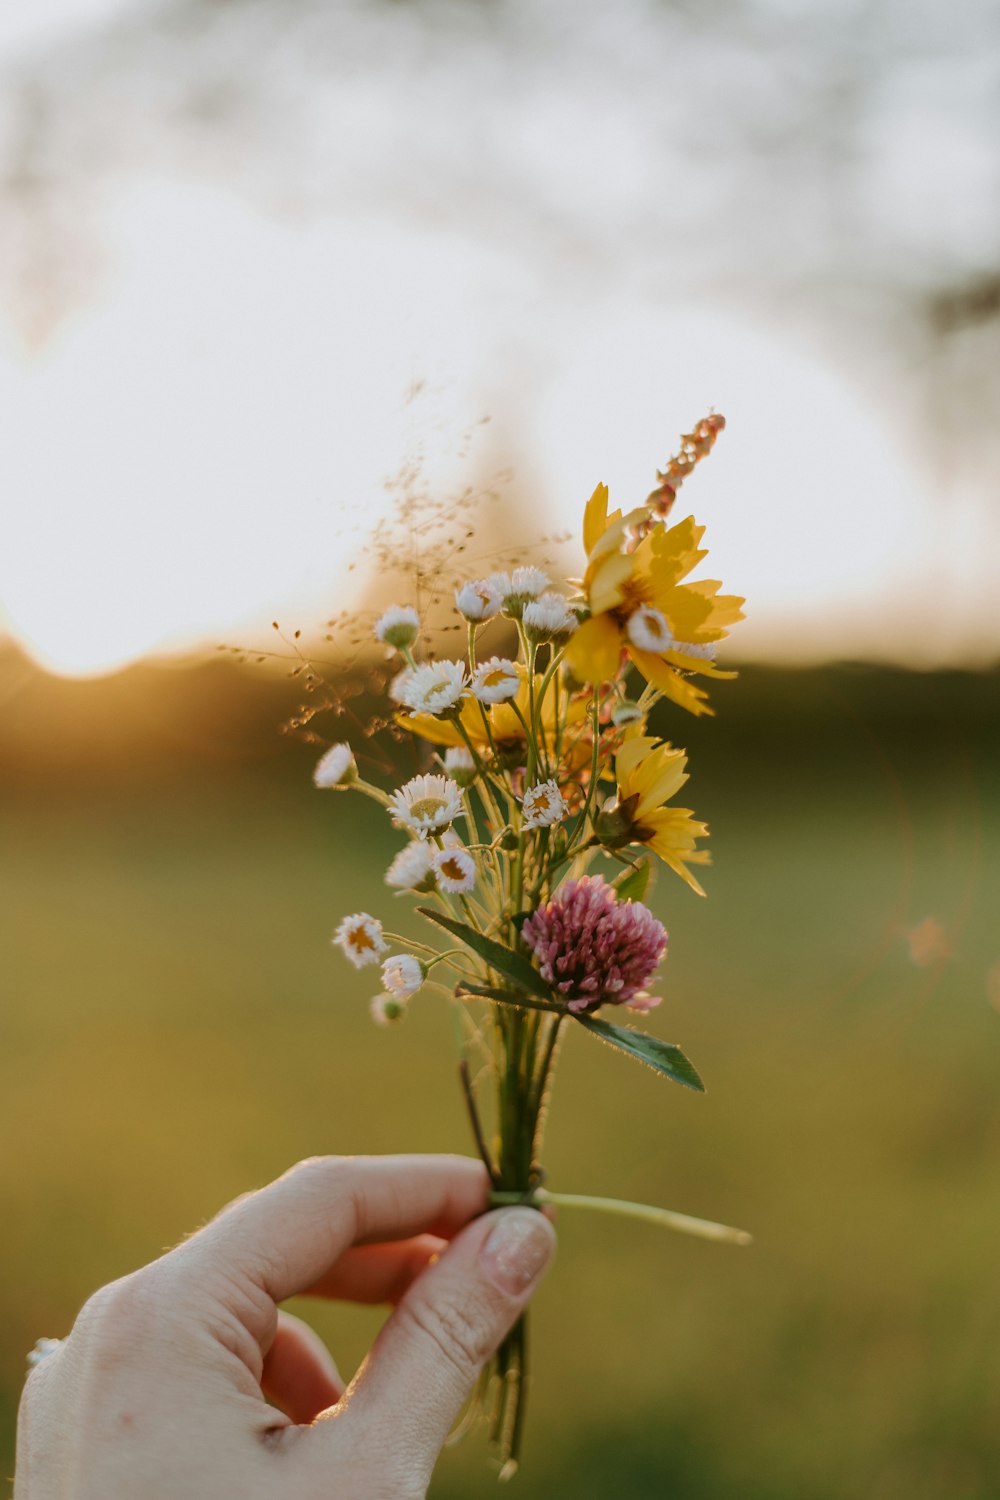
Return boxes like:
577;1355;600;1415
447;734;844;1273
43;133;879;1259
1;653;998;1497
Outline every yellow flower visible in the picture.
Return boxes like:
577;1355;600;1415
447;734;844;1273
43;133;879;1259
599;735;711;896
406;668;587;760
564;483;745;716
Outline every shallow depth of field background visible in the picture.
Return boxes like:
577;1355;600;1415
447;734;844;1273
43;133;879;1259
2;0;1000;1495
2;657;998;1497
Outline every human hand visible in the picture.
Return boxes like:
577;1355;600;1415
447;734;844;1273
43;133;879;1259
15;1155;556;1499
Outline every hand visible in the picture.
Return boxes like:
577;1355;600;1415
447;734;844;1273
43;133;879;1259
15;1155;556;1499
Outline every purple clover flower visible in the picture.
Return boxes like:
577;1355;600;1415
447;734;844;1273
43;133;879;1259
521;875;667;1014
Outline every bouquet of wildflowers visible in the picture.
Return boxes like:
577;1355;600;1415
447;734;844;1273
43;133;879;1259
316;416;748;1476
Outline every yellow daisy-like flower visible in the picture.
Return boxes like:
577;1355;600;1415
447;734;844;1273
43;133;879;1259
563;483;745;716
599;734;711;896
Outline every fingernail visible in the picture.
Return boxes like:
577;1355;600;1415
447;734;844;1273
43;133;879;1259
480;1209;555;1295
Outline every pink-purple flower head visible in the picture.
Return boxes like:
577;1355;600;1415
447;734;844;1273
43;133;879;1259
521;875;667;1014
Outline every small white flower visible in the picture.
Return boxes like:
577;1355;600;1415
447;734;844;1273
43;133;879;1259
509;566;550;599
397;660;468;717
626;606;674;655
27;1338;62;1369
444;746;477;787
493;566;550;618
469;657;520;703
333;913;388;968
381;953;425;999
441;827;465;849
455;579;502;622
375;605;420;650
313;743;358;789
389;774;465;838
431;845;477;894
384;840;434;890
522;592;578;643
370;993;407;1026
521;779;567;830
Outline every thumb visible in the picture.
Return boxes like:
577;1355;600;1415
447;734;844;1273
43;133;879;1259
330;1208;555;1487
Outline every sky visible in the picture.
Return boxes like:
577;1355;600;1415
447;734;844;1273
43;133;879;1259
1;0;998;677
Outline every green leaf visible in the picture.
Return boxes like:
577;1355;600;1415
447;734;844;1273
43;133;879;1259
574;1014;705;1092
456;982;563;1014
416;907;553;1001
613;857;652;904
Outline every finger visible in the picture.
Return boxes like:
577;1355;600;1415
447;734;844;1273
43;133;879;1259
180;1155;489;1311
315;1209;555;1490
261;1312;344;1425
305;1235;446;1305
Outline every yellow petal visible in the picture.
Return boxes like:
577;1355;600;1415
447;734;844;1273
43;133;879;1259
649;515;707;588
655;583;715;639
564;612;623;683
665;650;738;679
614;733;660;790
583;482;610;554
630;745;689;818
401;712;468;748
654;852;708;897
587;551;635;614
628;648;715;717
644;810;711;897
683;580;746;631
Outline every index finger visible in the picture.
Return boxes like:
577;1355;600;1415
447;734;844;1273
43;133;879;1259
180;1155;489;1306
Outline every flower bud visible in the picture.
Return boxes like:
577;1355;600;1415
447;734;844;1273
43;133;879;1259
593;793;642;849
444;746;478;788
375;605;420;651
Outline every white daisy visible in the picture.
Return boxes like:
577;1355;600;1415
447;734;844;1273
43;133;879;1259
370;993;407;1026
509;566;550;599
388;774;465;838
333;912;388;968
384;840;435;890
522;592;578;644
493;566;550;618
375;604;420;650
469;657;520;703
626;606;677;655
431;845;477;894
455;579;502;622
444;745;477;787
313;743;358;789
521;779;567;830
381;953;425;999
397;660;468;717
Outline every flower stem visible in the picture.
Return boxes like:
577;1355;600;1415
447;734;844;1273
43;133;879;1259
488;1189;752;1246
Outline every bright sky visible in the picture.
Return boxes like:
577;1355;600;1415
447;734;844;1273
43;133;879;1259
1;0;997;677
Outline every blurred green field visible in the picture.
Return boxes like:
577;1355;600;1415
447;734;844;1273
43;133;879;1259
2;655;998;1497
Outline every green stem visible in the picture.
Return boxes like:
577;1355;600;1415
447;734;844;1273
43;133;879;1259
488;1189;752;1246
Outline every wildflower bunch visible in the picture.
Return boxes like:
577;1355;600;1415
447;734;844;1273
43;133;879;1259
318;417;749;1475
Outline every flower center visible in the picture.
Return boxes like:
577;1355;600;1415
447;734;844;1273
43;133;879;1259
349;926;375;951
484;667;511;687
614;574;654;620
439;856;464;880
410;797;447;821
